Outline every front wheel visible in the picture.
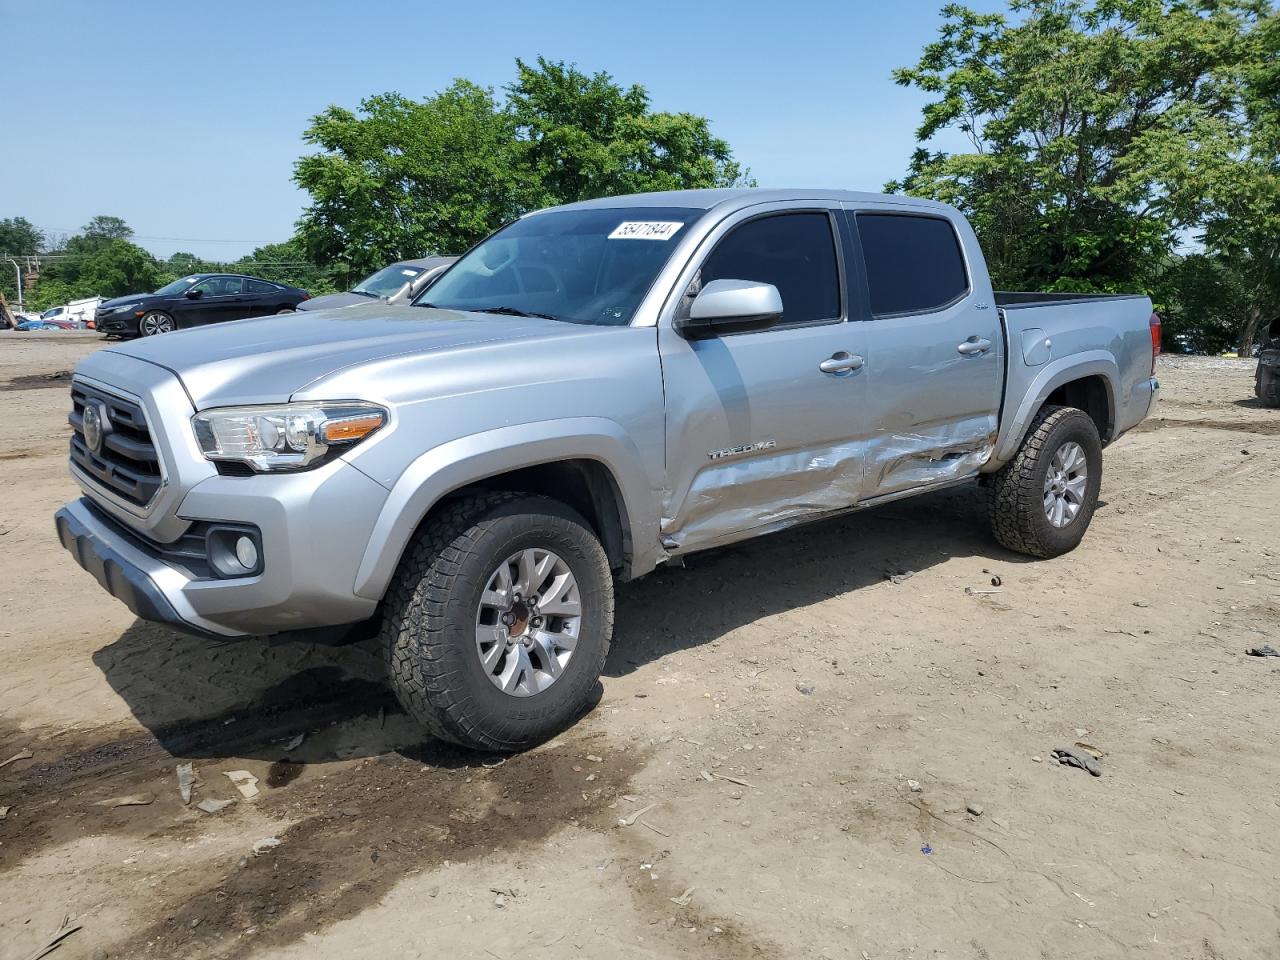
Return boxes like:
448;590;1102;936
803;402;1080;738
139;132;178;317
138;311;174;336
988;405;1103;558
382;492;614;752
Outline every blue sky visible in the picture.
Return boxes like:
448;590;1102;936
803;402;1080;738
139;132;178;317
1;0;1004;261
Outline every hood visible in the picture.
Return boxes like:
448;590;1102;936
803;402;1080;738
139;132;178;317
98;303;606;408
99;292;155;309
296;291;375;311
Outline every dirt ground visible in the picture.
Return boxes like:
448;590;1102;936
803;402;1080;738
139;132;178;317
1;332;1277;960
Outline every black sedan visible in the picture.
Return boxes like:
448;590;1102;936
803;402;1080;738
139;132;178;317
95;274;311;337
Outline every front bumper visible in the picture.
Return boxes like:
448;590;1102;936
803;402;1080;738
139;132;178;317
56;499;239;639
57;455;389;637
95;312;140;335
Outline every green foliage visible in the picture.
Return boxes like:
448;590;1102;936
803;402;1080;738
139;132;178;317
293;58;751;277
0;217;43;257
889;0;1274;326
508;57;749;208
82;215;133;241
232;239;338;295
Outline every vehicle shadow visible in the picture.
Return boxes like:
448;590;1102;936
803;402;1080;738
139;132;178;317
92;483;1026;760
606;483;1031;677
91;621;465;766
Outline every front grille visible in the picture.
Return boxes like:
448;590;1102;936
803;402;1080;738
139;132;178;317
69;382;163;507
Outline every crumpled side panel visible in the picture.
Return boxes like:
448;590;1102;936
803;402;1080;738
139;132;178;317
660;440;863;550
866;415;996;497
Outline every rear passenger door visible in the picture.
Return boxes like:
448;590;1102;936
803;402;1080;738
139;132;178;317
657;204;869;552
845;208;1003;499
242;279;282;317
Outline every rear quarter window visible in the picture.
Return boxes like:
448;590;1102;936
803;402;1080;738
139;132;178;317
855;213;969;316
247;279;279;294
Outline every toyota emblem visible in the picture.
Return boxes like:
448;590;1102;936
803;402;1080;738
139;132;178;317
83;402;108;455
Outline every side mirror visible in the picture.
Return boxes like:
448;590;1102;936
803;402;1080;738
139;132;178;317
186;289;203;299
675;279;782;340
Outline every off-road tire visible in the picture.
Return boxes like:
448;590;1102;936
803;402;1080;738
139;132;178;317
381;492;614;752
988;405;1103;558
1257;361;1280;408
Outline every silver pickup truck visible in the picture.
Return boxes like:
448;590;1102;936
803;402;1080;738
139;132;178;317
55;189;1160;750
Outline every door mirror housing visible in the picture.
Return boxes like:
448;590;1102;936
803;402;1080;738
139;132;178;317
676;279;782;340
185;288;203;299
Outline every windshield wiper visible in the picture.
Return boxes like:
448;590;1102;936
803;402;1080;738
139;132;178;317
468;305;566;322
351;289;380;299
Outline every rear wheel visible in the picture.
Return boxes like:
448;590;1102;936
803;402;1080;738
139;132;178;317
988;405;1103;558
276;308;295;315
138;311;173;336
381;492;614;752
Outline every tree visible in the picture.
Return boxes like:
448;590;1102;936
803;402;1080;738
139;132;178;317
295;82;528;276
507;57;750;208
888;0;1271;296
82;216;134;242
0;217;43;256
1197;5;1280;353
293;59;751;276
233;239;337;295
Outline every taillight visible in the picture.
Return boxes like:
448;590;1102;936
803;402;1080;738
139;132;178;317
1149;312;1161;375
301;292;311;301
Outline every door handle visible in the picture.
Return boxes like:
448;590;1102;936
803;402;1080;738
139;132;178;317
819;352;865;375
957;336;992;356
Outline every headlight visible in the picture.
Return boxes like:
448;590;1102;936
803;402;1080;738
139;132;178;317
112;303;141;314
192;402;387;472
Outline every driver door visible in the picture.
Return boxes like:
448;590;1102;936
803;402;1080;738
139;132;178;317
179;276;246;326
656;205;869;552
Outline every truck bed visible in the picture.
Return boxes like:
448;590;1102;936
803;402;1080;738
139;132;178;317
995;291;1149;309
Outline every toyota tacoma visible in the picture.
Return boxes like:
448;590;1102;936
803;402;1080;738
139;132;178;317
55;189;1160;751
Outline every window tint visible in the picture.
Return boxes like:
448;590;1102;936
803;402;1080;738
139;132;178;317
192;277;244;296
856;214;968;316
699;212;840;326
247;279;278;294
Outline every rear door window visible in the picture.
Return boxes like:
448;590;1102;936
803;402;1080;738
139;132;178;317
855;214;969;316
699;212;841;327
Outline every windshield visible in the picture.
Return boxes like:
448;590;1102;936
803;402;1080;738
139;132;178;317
415;206;704;325
353;263;424;298
153;276;199;296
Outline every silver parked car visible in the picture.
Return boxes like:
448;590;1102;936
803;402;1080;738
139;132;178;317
297;256;457;311
56;188;1160;752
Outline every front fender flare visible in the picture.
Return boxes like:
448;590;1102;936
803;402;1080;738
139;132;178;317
990;352;1119;466
352;418;660;601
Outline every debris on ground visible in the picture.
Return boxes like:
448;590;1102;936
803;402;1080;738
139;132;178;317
284;732;306;751
0;805;9;819
712;772;756;788
1052;747;1102;777
921;843;933;855
990;574;1003;587
1246;645;1280;657
176;763;195;805
796;682;816;695
94;794;154;808
21;914;82;960
252;837;281;856
196;798;235;815
670;887;696;906
224;770;260;799
618;803;657;827
1074;742;1105;759
585;754;603;763
885;570;915;585
964;586;1002;596
0;748;33;769
966;802;984;817
907;779;923;793
640;819;670;837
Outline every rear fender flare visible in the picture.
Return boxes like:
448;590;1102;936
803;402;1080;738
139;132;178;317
990;352;1118;466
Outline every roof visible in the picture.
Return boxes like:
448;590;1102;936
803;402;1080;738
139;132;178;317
544;187;955;216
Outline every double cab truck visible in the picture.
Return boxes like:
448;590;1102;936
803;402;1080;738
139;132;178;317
56;189;1161;751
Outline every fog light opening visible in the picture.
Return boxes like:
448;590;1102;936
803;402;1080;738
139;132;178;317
207;526;263;579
